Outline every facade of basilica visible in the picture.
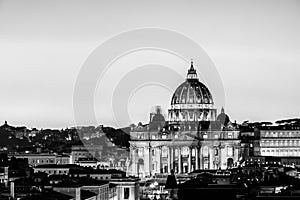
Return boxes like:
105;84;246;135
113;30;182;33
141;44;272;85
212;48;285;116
128;61;241;178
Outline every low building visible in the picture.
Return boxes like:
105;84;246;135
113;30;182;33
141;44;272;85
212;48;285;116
69;168;126;181
109;178;140;200
71;145;103;164
109;183;117;200
33;164;81;176
10;153;71;167
0;166;8;186
48;175;117;200
240;127;261;159
50;177;110;200
75;157;99;169
56;154;72;165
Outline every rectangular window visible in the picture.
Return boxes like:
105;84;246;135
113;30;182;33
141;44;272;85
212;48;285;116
138;148;144;157
124;188;130;199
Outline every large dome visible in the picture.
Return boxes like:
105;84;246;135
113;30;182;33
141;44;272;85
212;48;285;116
171;79;213;105
168;60;216;122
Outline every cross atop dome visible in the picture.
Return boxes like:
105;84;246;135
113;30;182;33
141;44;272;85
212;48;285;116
190;58;194;69
221;107;225;113
187;59;198;80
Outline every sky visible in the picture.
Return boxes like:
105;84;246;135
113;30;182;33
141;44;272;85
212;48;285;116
0;0;299;129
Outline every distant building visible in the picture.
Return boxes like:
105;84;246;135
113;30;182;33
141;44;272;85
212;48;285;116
49;174;137;200
240;126;261;159
33;164;80;175
109;178;140;200
10;153;71;166
53;185;100;200
0;166;8;186
69;168;126;181
260;126;300;157
129;61;241;178
71;145;103;164
75;157;99;169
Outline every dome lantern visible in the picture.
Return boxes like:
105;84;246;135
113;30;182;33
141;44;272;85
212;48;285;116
187;59;198;80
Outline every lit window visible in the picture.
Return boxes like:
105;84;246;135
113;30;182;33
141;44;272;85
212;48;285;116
162;147;168;157
214;148;218;156
192;148;196;157
175;149;178;157
203;146;209;157
182;147;189;157
227;147;233;156
138;148;144;157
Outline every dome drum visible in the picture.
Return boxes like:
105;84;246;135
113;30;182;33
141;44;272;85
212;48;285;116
169;109;216;122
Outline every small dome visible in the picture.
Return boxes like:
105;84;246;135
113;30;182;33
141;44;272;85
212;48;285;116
217;107;230;126
151;113;165;123
149;106;165;131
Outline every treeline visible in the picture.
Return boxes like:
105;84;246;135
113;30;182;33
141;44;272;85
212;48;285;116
0;122;131;153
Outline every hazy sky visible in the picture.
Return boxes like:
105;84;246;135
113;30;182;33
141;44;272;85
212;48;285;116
0;0;300;128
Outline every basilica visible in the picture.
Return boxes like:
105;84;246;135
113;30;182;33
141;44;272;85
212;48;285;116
128;61;241;178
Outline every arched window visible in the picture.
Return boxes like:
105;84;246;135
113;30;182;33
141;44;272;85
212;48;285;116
214;148;218;156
